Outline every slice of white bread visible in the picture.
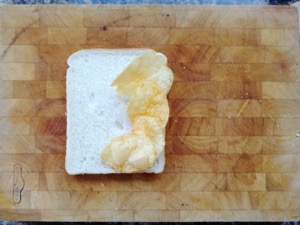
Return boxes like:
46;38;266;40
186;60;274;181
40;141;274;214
66;49;166;174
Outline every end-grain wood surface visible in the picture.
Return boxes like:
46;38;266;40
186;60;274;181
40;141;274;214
0;4;300;222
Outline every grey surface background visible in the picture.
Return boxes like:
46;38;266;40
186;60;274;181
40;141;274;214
0;0;299;4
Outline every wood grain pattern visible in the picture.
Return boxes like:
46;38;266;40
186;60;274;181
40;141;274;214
180;173;226;191
175;8;220;28
171;63;211;81
118;192;165;210
167;192;212;209
264;8;298;29
216;81;262;99
0;81;13;98
218;136;262;154
263;136;299;154
0;4;300;222
212;191;259;209
226;173;266;191
0;63;35;80
0;135;35;153
171;136;217;154
133;210;179;222
170;99;216;117
132;173;180;191
261;29;299;46
266;173;300;191
218;10;264;28
129;8;175;27
216;28;261;46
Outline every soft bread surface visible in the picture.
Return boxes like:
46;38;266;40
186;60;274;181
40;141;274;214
66;49;165;174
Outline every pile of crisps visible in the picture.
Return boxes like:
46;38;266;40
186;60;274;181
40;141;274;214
100;50;173;173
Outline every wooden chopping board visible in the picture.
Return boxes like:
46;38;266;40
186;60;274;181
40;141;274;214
0;4;300;222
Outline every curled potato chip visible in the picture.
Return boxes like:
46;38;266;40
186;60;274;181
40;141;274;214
127;80;169;128
101;133;155;173
112;50;169;96
148;66;173;94
132;116;165;157
101;50;172;173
